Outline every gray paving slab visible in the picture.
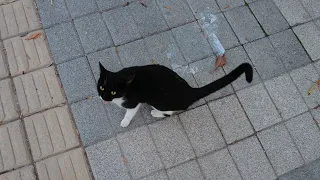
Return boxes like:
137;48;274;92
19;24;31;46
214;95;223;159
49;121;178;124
118;39;152;67
186;0;220;19
245;0;259;3
222;46;260;90
216;0;245;12
148;116;195;168
70;96;113;147
310;109;320;125
65;0;97;18
315;19;320;28
117;126;163;179
179;105;226;156
156;0;195;28
74;13;113;54
229;136;277;180
224;6;265;44
279;158;320;180
249;0;289;35
57;57;97;103
237;83;282;131
87;47;123;81
293;22;320;61
244;37;286;80
300;0;320;19
139;171;168;180
269;29;311;70
35;0;70;27
172;22;213;63
167;160;203;180
290;64;320;109
129;0;168;37
86;138;130;180
198;148;242;180
190;56;234;102
102;7;141;45
273;0;311;26
144;31;187;69
45;22;84;64
264;74;308;120
285;112;320;163
95;0;124;11
258;124;304;175
208;95;254;144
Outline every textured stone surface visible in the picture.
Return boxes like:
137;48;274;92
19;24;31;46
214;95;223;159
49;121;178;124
65;0;97;18
179;105;225;156
258;124;304;175
216;0;245;11
139;171;168;180
167;160;203;180
0;43;8;79
148;116;195;168
229;136;277;180
36;148;91;180
118;126;163;179
237;83;282;131
4;30;52;76
0;120;31;173
0;79;19;123
86;138;130;180
0;165;35;180
199;148;242;180
209;95;254;144
95;0;124;11
24;105;79;161
186;0;220;19
264;74;308;120
300;0;320;19
0;0;41;39
279;158;320;180
13;67;65;116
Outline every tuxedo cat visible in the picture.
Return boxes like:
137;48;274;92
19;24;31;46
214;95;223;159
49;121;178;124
98;62;253;127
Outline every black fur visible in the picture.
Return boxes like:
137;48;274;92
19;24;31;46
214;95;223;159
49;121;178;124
98;62;253;111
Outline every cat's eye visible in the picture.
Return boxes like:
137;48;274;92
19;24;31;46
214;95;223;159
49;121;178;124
111;91;116;95
100;86;104;91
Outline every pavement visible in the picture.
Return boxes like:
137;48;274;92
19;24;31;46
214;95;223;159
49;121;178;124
0;0;320;179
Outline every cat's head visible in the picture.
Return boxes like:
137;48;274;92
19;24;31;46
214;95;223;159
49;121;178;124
97;62;135;102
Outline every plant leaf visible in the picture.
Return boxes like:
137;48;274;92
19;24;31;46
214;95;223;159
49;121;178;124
25;32;42;40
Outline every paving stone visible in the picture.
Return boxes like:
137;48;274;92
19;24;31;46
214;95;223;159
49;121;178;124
149;116;195;168
0;0;41;39
102;7;141;45
264;74;308;120
129;0;168;37
167;160;203;180
95;0;124;11
86;138;130;180
258;124;304;175
290;64;320;109
0;165;35;180
245;0;259;3
74;13;113;54
4;30;52;76
237;83;282;131
24;105;79;161
71;96;113;147
0;120;31;173
0;79;19;123
157;0;195;28
0;43;9;79
224;6;265;44
45;22;83;64
310;108;320;126
285;112;320;163
179;105;226;156
198;148;242;180
35;0;70;28
13;67;65;116
139;171;168;180
244;38;286;80
279;158;320;180
118;126;163;179
87;47;123;81
229;136;277;180
293;22;320;61
208;95;254;144
145;31;186;69
216;0;244;11
300;0;320;19
118;39;152;67
222;46;260;90
36;148;91;180
57;57;97;103
249;0;289;35
65;0;97;18
172;22;213;63
273;0;311;26
186;0;220;19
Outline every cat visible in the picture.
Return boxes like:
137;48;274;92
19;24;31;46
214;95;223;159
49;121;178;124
98;62;253;127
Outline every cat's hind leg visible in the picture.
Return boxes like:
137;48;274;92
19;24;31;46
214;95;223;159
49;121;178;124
120;103;141;127
151;108;174;118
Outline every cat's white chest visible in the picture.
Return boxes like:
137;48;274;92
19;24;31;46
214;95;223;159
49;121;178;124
112;97;125;108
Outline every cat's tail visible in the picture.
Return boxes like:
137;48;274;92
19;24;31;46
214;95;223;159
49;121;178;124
192;63;253;101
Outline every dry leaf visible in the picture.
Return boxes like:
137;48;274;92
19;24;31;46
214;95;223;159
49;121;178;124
122;156;128;165
215;54;227;70
123;2;129;6
164;6;171;9
25;32;42;40
87;96;92;100
151;59;157;64
308;80;319;96
225;5;230;9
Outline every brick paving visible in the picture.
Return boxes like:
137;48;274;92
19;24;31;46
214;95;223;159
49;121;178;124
0;0;320;179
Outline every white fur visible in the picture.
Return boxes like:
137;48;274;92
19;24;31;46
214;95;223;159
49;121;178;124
112;97;125;108
120;103;141;127
151;108;174;118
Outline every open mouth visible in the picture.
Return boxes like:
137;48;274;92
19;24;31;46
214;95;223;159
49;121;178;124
99;96;108;104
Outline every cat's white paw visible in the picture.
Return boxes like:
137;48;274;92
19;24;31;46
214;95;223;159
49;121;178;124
151;110;165;118
120;119;130;127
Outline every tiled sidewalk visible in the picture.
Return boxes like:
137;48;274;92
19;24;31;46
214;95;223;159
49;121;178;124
1;0;320;180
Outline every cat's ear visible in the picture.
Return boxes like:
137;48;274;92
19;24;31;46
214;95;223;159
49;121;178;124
99;62;107;74
127;73;136;84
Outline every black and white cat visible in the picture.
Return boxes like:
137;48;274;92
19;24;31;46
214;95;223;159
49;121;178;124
98;62;253;127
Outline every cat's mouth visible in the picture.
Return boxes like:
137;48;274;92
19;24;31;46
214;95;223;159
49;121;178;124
99;96;108;104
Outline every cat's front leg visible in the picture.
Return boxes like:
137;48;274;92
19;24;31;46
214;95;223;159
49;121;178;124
120;103;141;127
